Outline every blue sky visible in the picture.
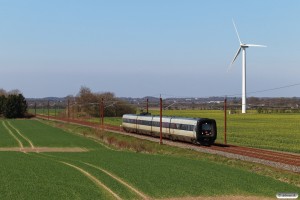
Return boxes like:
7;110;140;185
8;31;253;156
0;0;299;98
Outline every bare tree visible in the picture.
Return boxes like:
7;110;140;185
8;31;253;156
0;88;7;96
75;86;135;117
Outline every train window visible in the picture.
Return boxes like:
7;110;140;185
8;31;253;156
181;124;185;130
163;122;169;128
188;125;194;131
182;124;189;130
142;120;151;126
123;119;130;123
139;120;147;125
153;122;160;127
170;123;176;129
202;123;212;131
123;119;136;123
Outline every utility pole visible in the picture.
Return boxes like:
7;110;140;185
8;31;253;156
160;96;163;145
99;101;102;127
224;96;227;145
146;98;149;114
67;99;70;121
47;101;50;120
101;98;104;130
54;102;57;117
72;103;74;119
34;102;37;116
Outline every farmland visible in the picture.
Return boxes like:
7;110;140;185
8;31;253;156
36;109;300;153
150;110;300;153
0;118;299;199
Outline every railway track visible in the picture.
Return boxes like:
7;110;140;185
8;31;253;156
205;144;300;167
36;115;300;172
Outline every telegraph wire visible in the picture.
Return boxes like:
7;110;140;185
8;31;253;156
155;82;300;99
226;82;300;97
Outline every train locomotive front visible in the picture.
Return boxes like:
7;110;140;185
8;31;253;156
195;118;217;145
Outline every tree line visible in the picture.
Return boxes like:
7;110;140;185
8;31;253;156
0;89;28;118
66;86;136;117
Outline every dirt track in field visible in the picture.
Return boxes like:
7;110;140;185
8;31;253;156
0;147;88;153
6;121;35;148
61;161;122;200
2;121;24;148
84;162;150;200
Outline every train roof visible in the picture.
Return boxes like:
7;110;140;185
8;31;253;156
122;114;213;121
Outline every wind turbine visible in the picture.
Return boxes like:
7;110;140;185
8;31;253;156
229;20;266;114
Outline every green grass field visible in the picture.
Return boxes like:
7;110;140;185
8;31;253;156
150;110;300;153
9;119;99;148
71;109;300;153
0;121;19;147
0;152;112;200
0;118;299;199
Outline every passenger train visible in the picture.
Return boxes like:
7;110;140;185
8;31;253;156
122;114;217;145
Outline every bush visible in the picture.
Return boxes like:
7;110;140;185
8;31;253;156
2;94;28;118
106;136;117;145
117;141;129;149
0;95;6;115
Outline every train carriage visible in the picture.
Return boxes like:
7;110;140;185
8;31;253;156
122;114;217;145
122;114;137;132
136;115;153;135
169;118;197;142
151;116;171;137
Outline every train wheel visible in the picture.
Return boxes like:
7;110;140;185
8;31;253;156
191;139;197;144
169;135;176;141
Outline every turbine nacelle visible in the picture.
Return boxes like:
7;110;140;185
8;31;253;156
241;45;249;48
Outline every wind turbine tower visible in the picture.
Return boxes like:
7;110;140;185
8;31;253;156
229;20;266;114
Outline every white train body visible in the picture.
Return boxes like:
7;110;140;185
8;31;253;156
122;114;217;144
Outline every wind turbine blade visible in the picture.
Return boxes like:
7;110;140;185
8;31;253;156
245;44;267;47
228;47;241;71
232;19;242;45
